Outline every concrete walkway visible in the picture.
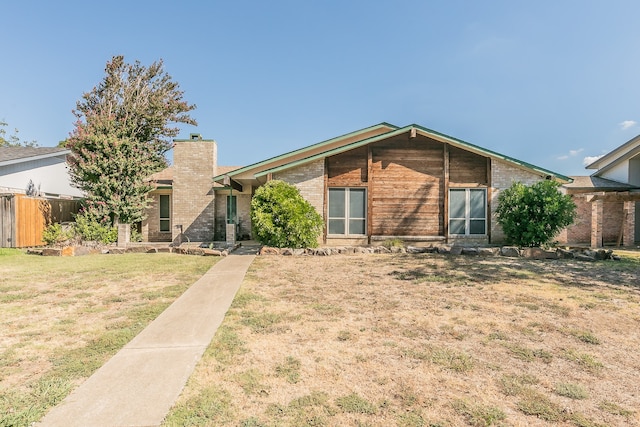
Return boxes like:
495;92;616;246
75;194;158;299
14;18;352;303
38;247;258;427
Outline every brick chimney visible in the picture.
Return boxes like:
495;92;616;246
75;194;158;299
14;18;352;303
171;133;217;244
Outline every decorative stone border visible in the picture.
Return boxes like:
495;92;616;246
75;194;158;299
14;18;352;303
258;245;621;261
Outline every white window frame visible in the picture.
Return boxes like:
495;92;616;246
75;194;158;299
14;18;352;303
159;194;171;233
327;187;367;236
448;188;487;236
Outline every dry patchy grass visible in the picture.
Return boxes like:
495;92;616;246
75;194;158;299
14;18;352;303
166;252;640;426
0;249;217;426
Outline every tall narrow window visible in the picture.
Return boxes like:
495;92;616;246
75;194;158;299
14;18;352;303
449;188;486;235
227;195;237;224
328;188;366;236
159;194;170;232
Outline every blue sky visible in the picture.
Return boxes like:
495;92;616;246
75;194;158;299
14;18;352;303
2;0;639;176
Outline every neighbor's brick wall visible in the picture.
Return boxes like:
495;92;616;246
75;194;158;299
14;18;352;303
490;160;546;243
274;159;325;215
557;194;591;245
142;189;172;242
172;140;216;243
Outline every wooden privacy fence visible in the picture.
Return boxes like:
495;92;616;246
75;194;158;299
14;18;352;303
0;194;81;248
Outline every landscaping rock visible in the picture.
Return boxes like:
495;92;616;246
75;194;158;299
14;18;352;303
478;247;499;256
280;248;294;256
126;246;148;254
27;249;43;256
293;248;306;256
203;249;222;256
461;247;479;256
437;245;452;254
500;246;521;257
108;248;126;254
259;247;280;255
556;248;574;259
42;248;61;256
522;247;558;260
575;254;596;262
157;247;172;253
450;246;463;255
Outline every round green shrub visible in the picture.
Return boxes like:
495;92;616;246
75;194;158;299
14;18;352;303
250;180;323;248
496;180;576;247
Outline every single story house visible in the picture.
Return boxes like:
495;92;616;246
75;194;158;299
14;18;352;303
143;122;575;246
0;146;82;247
559;135;640;247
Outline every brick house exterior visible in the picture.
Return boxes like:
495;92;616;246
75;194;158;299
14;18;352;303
155;123;568;246
145;123;639;248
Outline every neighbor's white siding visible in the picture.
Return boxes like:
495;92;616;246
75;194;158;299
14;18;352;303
0;155;82;197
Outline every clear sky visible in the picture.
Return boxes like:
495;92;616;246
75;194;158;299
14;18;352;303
2;0;639;176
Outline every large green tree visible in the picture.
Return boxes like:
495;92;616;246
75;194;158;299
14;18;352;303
66;55;196;225
495;180;576;247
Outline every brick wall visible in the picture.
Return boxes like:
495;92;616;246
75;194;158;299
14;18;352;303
557;194;591;244
490;160;546;243
172;139;217;243
142;189;173;242
274;159;325;215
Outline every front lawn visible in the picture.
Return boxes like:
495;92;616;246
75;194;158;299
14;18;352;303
0;250;218;426
165;252;640;426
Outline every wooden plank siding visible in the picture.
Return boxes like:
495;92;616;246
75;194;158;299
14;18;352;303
370;135;444;236
323;131;492;241
448;145;489;186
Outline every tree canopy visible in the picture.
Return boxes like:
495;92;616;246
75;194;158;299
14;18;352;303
495;180;576;247
66;55;196;225
0;121;38;147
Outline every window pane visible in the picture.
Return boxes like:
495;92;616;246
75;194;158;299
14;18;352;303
227;196;237;223
329;189;345;218
328;219;345;234
159;195;170;219
449;219;466;234
160;219;170;232
470;219;486;235
469;190;486;218
349;189;366;218
449;189;466;218
349;219;365;235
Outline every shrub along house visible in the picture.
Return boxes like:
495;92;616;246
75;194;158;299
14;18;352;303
143;123;572;246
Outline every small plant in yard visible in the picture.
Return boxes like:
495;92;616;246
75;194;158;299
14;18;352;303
42;223;74;246
163;386;234;426
73;211;118;244
335;393;377;415
452;398;506;426
599;400;634;417
555;382;589;399
382;238;404;248
516;389;564;422
274;356;301;384
497;373;539;396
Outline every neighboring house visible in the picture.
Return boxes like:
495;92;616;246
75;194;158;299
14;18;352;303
143;123;572;246
559;135;640;247
0;147;82;247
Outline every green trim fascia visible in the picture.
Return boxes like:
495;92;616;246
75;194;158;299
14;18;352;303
212;122;398;182
410;124;573;183
255;124;572;183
